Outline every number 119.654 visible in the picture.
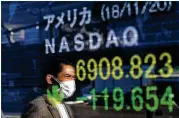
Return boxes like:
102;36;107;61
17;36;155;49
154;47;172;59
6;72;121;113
90;86;174;112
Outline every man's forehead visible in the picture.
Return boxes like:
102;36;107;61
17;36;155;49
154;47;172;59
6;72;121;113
61;65;75;72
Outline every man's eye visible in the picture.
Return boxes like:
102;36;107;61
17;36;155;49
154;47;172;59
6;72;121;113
64;75;71;77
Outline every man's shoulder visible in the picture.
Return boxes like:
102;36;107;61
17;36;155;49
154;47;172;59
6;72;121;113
21;95;51;118
29;94;48;107
30;95;44;103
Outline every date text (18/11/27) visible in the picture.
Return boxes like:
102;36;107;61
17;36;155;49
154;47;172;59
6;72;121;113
90;86;174;112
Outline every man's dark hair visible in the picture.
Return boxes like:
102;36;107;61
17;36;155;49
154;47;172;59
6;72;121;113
45;59;75;77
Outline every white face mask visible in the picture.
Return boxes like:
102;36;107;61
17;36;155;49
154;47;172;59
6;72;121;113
58;80;76;98
52;77;76;98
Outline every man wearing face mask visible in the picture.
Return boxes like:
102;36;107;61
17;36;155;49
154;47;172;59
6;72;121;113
21;60;76;118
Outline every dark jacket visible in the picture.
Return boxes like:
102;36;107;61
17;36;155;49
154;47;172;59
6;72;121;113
21;94;74;118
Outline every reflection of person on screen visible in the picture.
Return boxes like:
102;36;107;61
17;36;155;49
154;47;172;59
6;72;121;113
21;60;76;118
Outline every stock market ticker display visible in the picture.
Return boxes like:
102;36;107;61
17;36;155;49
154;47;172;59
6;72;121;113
1;1;179;117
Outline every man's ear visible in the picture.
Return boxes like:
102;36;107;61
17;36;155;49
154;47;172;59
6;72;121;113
46;74;53;84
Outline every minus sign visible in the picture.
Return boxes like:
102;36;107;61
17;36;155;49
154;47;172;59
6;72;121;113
76;97;88;101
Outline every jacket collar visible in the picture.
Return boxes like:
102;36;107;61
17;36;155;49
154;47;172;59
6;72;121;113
42;94;52;105
42;94;61;118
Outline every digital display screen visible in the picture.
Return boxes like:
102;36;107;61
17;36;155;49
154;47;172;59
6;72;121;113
1;1;179;118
